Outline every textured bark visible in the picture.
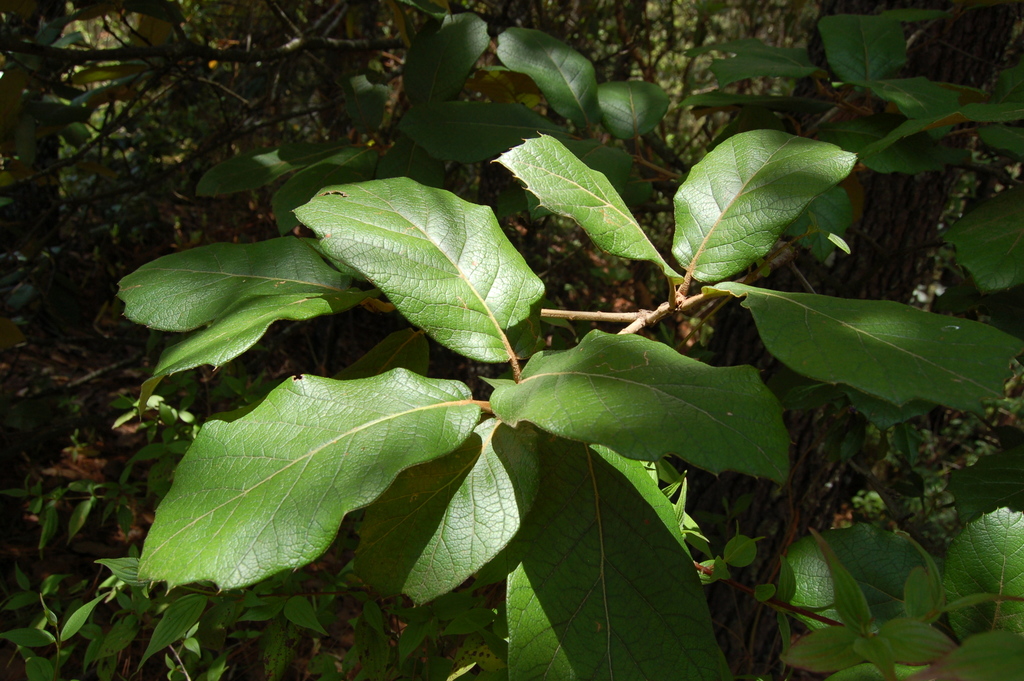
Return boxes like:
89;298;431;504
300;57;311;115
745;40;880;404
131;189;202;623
690;2;1022;674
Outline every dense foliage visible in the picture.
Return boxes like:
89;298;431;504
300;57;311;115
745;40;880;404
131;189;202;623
3;1;1024;680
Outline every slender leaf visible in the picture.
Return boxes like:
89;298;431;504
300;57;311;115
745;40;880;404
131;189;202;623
496;28;601;128
139;594;207;666
949;447;1024;521
356;420;539;604
0;628;56;647
404;13;489;104
943;507;1024;637
272;147;378;233
333;328;429;380
818;14;907;82
196;142;348;195
783;626;864;673
138;371;480;589
497;135;681;279
811;529;873;631
672;130;856;283
60;594;104;640
296;178;546;363
507;438;721;681
709;282;1022;411
596;80;670;138
490;330;790;481
399;101;567;163
283;596;328;636
944;185;1024;292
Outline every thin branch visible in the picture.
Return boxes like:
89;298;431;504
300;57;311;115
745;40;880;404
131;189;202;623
0;34;404;66
540;309;643;323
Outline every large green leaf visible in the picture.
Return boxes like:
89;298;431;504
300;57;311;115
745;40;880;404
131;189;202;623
490;330;789;481
672;130;856;283
818;14;906;82
993;58;1024;104
295;178;545;364
944;507;1024;637
944;185;1024;292
356;419;539;604
497;135;681;280
709;282;1022;411
909;631;1024;681
272;147;378;233
195;142;348;196
342;75;388;133
138;370;480;589
682;92;832;114
979;125;1024;160
857;78;961;120
819;114;963;174
399;101;567;163
788;524;927;630
496;28;600;128
596;81;669;139
700;39;821;87
118;238;350;332
507;437;721;681
948;447;1024;521
154;288;371;376
404;13;489;104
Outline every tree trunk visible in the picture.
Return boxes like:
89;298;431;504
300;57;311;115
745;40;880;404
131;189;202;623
691;2;1022;674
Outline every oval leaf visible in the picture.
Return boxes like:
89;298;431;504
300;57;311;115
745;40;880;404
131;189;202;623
296;178;545;364
139;594;207;667
597;80;670;138
710;282;1023;411
356;420;539;604
944;185;1024;293
404;13;489;104
138;371;480;589
196;142;348;196
672;130;856;283
497;135;681;279
949;446;1024;521
818;14;907;82
490;330;790;481
272;147;378;233
496;28;600;128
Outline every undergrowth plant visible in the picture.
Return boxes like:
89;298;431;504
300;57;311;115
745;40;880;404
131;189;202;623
4;2;1024;680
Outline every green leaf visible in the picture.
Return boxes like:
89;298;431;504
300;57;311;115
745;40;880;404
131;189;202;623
399;101;567;163
60;594;104;641
819;114;963;174
137;371;480;589
283;596;328;636
858;78;961;120
333;328;429;380
788;524;928;630
811;529;874;632
139;594;207;667
0;627;56;647
496;28;600;128
979;125;1024;160
944;185;1024;292
880;9;952;21
342;75;388;133
96;557;147;587
496;135;681;280
404;13;489;104
708;282;1022;411
703;39;821;87
272;147;378;233
119;238;350;332
196;142;349;195
825;663;927;681
296;178;545;364
376;134;445;188
490;330;790;481
878;619;955;665
672;130;856;283
906;631;1024;681
507;437;721;681
356;420;539;604
783;625;864;673
596;80;670;138
943;507;1024;637
682;92;833;114
949;447;1024;521
24;657;53;681
818;14;906;82
787;186;854;262
992;59;1024;104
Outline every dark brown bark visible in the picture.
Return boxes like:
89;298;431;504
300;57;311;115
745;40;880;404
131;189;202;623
690;2;1022;674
